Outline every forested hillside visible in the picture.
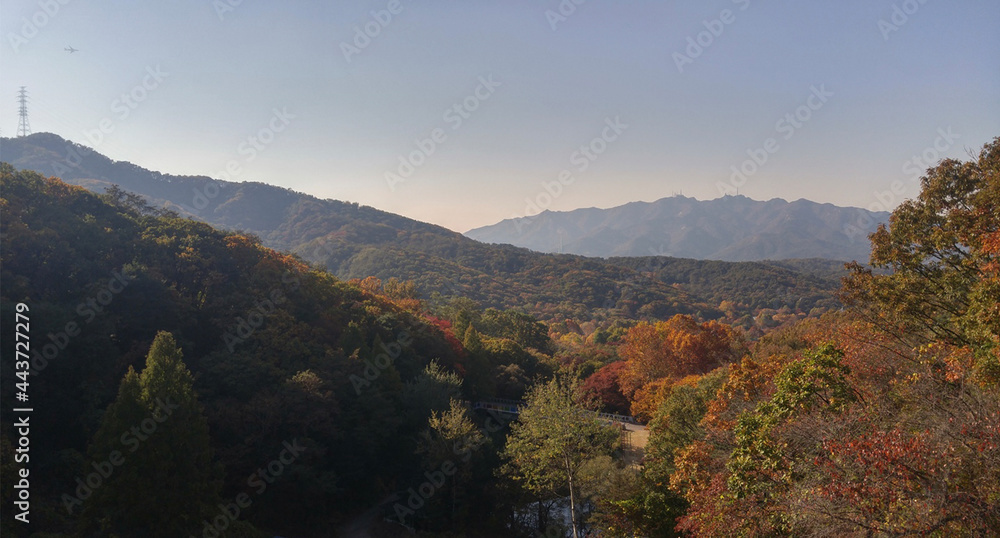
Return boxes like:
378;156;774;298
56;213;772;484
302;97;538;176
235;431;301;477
652;139;1000;535
0;165;555;536
1;138;997;537
605;256;842;322
0;134;846;327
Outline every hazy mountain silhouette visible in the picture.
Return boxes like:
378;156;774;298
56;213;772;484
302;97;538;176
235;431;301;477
466;195;889;262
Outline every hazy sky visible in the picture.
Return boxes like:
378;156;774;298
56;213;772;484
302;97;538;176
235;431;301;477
2;0;998;232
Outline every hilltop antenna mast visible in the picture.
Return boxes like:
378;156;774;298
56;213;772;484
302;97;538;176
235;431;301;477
16;87;31;137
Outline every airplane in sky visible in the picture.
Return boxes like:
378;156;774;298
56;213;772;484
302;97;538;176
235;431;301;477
65;46;78;53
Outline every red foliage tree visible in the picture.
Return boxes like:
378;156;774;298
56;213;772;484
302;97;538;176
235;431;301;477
581;361;631;415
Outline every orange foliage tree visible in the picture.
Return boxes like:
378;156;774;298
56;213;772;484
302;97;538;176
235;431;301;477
618;315;745;421
668;139;1000;536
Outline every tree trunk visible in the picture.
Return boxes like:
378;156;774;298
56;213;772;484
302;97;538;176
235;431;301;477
538;497;546;534
567;455;579;538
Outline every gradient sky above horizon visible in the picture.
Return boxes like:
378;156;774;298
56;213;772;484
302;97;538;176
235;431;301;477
2;1;998;232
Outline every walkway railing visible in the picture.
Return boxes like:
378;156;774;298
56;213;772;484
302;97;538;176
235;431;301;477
470;398;638;425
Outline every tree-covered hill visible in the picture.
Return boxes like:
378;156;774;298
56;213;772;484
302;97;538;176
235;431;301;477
3;138;996;537
0;133;844;325
0;165;542;535
606;256;843;315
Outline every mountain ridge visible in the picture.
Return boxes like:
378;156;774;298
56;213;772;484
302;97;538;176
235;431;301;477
466;192;889;262
1;133;846;326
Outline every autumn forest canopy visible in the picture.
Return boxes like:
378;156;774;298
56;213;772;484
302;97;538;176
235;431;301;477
1;138;998;537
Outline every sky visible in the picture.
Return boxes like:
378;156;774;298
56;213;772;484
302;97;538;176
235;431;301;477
1;0;998;233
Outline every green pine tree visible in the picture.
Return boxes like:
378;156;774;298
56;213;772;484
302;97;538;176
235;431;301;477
462;325;483;354
416;399;485;526
462;326;494;397
81;331;221;537
79;366;145;533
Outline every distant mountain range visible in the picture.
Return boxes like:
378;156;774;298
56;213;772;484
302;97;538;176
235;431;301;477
466;195;889;262
0;133;850;324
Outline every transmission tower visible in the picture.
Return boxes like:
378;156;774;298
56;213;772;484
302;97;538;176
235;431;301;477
17;87;31;137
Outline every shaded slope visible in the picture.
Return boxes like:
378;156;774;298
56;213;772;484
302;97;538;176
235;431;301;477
1;133;846;323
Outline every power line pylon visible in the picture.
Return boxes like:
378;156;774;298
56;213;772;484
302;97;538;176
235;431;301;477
17;87;31;137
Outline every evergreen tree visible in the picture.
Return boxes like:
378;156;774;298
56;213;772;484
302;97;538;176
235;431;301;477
81;332;221;537
415;399;486;528
462;325;483;354
80;367;145;533
462;326;494;397
402;360;463;426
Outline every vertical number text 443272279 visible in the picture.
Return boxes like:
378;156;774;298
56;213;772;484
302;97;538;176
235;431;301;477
13;302;32;524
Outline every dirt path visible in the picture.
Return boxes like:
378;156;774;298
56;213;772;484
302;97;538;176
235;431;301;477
621;423;650;467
